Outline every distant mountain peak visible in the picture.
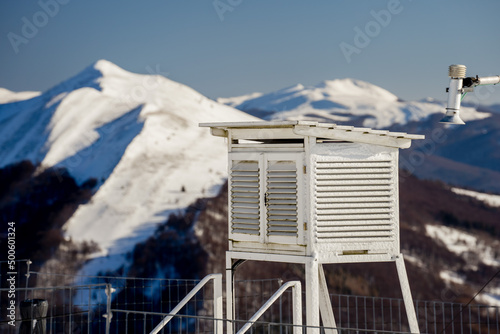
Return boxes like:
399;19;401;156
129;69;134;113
276;83;305;93
0;60;257;275
218;78;489;128
316;78;398;101
0;87;40;104
91;59;133;79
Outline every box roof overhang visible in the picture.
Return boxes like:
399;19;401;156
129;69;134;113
200;121;424;149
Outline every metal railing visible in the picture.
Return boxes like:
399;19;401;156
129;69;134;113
1;261;499;334
237;280;302;334
149;273;223;334
107;310;416;334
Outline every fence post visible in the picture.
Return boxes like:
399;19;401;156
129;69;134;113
103;284;115;334
24;259;32;300
19;299;48;334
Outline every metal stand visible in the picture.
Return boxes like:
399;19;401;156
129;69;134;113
226;251;420;334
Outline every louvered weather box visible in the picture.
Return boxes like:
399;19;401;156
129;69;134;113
201;121;424;333
201;121;424;260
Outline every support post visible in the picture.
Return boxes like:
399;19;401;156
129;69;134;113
305;256;320;334
213;274;223;334
318;264;338;334
395;254;420;334
226;253;234;334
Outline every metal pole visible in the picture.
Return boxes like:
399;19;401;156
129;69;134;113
226;254;234;334
237;281;302;334
104;284;114;334
213;274;223;334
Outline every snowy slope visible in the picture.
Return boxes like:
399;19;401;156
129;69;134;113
218;79;490;128
451;188;500;207
0;87;41;104
0;60;257;275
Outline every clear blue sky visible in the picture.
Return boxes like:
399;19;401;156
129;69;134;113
1;0;499;105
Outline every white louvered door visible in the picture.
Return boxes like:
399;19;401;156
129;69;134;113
229;153;262;242
229;152;304;245
313;155;398;253
265;153;304;245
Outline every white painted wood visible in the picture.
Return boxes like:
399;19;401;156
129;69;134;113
311;144;399;256
228;153;262;243
294;126;412;148
265;153;304;245
230;128;303;141
210;127;227;137
230;241;306;255
200;120;318;128
395;254;420;333
202;121;424;333
305;256;320;334
201;121;424;140
318;265;338;334
317;252;394;263
228;152;304;246
227;250;309;264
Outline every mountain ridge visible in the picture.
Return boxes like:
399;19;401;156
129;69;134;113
218;78;491;128
219;79;500;193
0;59;257;276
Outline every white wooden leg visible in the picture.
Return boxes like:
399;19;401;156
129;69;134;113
305;257;320;334
318;264;338;334
395;254;420;334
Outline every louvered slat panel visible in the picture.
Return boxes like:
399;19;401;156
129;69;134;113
316;191;392;198
231;161;260;235
317;196;391;203
266;161;298;237
317;225;393;231
317;202;392;209
316;161;392;169
315;159;396;242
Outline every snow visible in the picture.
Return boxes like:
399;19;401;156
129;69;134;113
425;225;500;268
451;187;500;207
217;92;263;108
403;254;425;268
439;270;466;285
477;289;500;307
219;78;490;128
0;59;257;276
0;87;41;104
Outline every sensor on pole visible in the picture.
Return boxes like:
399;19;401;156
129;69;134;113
440;64;500;125
440;65;467;125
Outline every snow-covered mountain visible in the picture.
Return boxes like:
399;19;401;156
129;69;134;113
218;78;490;128
2;62;499;309
219;79;500;193
0;87;41;104
0;60;257;275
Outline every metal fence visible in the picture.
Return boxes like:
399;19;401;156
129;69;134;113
0;283;110;334
1;260;499;333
